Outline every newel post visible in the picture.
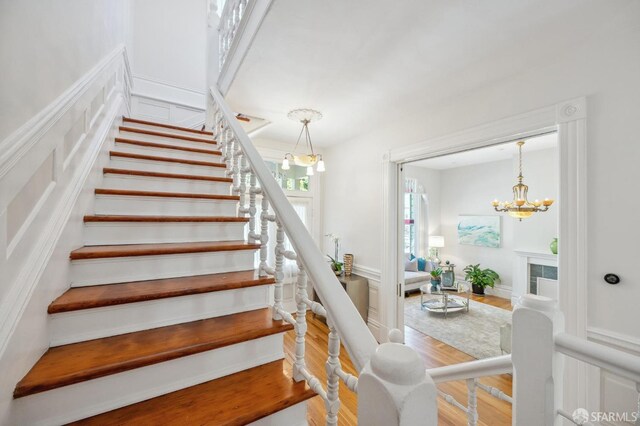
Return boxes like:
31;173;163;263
358;342;437;425
512;294;565;426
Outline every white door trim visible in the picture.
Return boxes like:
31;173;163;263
381;97;588;410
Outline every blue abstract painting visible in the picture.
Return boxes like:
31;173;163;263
457;215;501;248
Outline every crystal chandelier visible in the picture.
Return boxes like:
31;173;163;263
492;141;554;221
282;109;325;176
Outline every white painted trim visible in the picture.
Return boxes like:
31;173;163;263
587;327;640;356
130;91;206;113
382;97;589;407
0;96;126;361
218;0;274;95
0;45;129;179
132;74;207;96
352;264;381;283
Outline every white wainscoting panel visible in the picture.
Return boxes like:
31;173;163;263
353;264;383;342
0;44;132;422
130;75;206;129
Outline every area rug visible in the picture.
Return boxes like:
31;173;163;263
404;295;512;359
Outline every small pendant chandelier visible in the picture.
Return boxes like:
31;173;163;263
492;141;554;221
282;109;325;176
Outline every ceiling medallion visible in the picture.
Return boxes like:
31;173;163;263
492;141;554;221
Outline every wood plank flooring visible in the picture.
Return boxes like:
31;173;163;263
284;294;513;425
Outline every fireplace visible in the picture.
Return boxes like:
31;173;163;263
513;250;558;305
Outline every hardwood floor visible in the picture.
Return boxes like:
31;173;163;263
284;294;513;425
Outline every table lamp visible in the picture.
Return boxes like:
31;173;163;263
428;236;445;265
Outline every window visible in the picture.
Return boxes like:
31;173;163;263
266;161;310;193
404;179;420;255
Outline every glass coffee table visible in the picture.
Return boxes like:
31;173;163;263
419;283;470;318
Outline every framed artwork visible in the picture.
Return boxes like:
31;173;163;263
457;215;501;248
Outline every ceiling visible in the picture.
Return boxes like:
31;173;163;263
409;132;557;170
226;0;629;148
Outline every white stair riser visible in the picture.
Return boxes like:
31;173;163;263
94;194;237;216
119;130;216;149
109;156;227;177
12;334;285;426
51;285;271;345
102;173;231;193
71;250;256;286
114;141;221;162
248;402;308;426
84;221;247;245
122;122;213;139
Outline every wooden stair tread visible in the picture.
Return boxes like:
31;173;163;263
70;240;260;260
109;151;226;167
68;360;316;426
83;215;248;223
119;126;216;144
49;271;275;313
123;117;213;136
94;188;239;200
103;167;232;183
114;137;222;155
14;309;291;398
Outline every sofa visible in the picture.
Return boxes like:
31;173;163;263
403;254;436;293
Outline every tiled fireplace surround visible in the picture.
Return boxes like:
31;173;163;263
513;250;558;304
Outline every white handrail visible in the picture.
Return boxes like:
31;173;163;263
555;332;640;384
209;86;378;371
426;354;513;383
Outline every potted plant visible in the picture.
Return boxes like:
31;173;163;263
430;267;443;292
327;255;343;276
463;264;500;295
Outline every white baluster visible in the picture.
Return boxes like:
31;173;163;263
467;378;478;426
238;159;251;215
272;219;285;320
225;136;235;177
292;262;308;382
325;321;341;425
258;195;270;276
247;172;260;243
512;295;564;426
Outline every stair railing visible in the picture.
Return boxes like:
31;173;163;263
421;294;640;426
218;0;248;70
210;86;438;425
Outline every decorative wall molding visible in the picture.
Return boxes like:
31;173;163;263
0;45;130;180
130;75;207;129
352;264;381;283
587;327;640;355
0;45;131;361
133;74;207;97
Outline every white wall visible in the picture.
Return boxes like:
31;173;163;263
322;5;640;343
128;0;208;127
0;0;130;142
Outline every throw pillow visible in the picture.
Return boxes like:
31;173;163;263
405;258;418;272
417;257;427;271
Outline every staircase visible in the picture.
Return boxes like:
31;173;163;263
12;117;316;425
